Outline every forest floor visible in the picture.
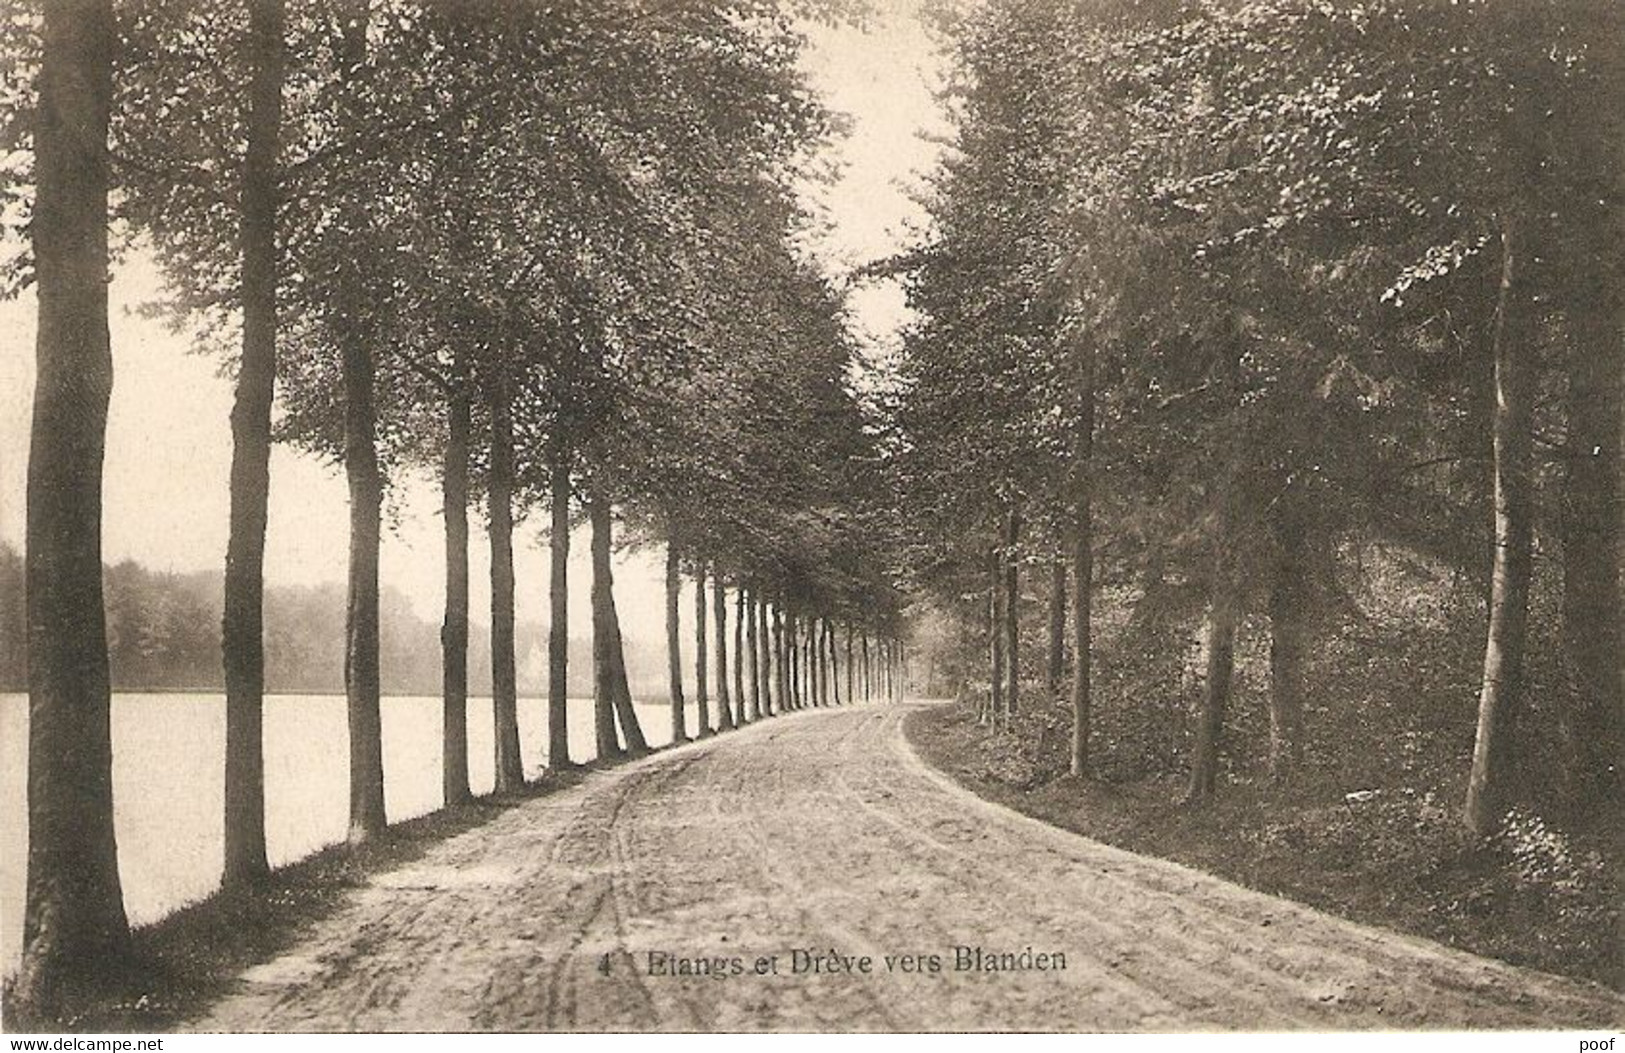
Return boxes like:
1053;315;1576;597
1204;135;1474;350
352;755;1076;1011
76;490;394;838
146;701;1624;1032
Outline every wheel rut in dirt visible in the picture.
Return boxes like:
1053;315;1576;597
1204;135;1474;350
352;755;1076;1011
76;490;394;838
190;703;1624;1032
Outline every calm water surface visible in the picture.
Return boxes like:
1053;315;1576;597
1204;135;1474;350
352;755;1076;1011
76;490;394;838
0;692;674;976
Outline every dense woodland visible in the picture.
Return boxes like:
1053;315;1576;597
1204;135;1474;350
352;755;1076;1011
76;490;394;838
892;0;1622;984
3;0;1622;1024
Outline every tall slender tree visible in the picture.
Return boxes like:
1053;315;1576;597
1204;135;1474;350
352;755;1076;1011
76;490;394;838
733;587;748;724
666;539;688;742
222;0;284;884
440;365;471;804
714;577;734;730
1464;219;1538;835
16;0;130;1018
488;360;524;792
694;564;710;736
547;439;572;769
335;5;385;845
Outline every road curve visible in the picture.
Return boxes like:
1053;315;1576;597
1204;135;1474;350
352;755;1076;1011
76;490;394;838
191;703;1623;1032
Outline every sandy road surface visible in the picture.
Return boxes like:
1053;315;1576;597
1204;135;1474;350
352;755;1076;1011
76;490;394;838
191;703;1623;1032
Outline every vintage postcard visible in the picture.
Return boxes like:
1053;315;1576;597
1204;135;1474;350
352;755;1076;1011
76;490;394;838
1;0;1621;1039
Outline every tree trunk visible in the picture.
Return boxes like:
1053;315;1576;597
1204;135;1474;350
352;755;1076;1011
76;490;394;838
16;0;131;1015
818;619;830;706
772;603;787;713
753;592;770;717
591;485;624;759
1187;578;1238;803
222;0;282;886
666;540;688;743
714;578;735;730
833;624;842;703
694;564;710;736
604;582;648;753
1004;508;1021;717
795;618;806;707
1465;219;1539;836
547;442;572;768
988;545;1003;725
1066;300;1099;776
808;619;821;707
845;625;855;706
1267;498;1310;783
806;614;819;702
487;365;523;793
786;607;799;708
1187;458;1239;802
1069;530;1093;779
337;8;384;847
862;630;871;701
789;610;799;709
792;614;805;707
342;330;385;842
1559;285;1624;814
591;488;647;754
440;373;470;805
733;587;748;724
808;620;819;706
1047;556;1066;701
745;589;761;721
806;617;819;708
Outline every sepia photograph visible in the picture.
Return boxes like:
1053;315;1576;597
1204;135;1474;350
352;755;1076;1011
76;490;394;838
0;0;1622;1038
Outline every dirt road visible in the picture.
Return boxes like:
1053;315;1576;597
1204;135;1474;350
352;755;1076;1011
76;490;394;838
191;703;1623;1032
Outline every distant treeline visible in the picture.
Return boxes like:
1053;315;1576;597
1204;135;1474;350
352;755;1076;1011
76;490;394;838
0;542;660;698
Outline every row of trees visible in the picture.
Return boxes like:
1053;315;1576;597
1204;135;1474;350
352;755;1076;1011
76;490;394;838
7;0;908;1019
896;0;1621;825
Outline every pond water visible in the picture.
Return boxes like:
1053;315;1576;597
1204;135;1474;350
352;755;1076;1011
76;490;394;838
0;692;675;976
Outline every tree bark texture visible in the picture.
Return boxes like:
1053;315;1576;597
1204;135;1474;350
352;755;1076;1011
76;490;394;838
222;0;283;885
17;0;130;1015
338;8;384;846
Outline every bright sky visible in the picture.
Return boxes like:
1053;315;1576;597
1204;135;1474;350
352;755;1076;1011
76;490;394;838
0;3;948;654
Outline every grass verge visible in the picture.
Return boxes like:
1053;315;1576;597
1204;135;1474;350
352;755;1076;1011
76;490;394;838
2;748;658;1033
904;701;1621;993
